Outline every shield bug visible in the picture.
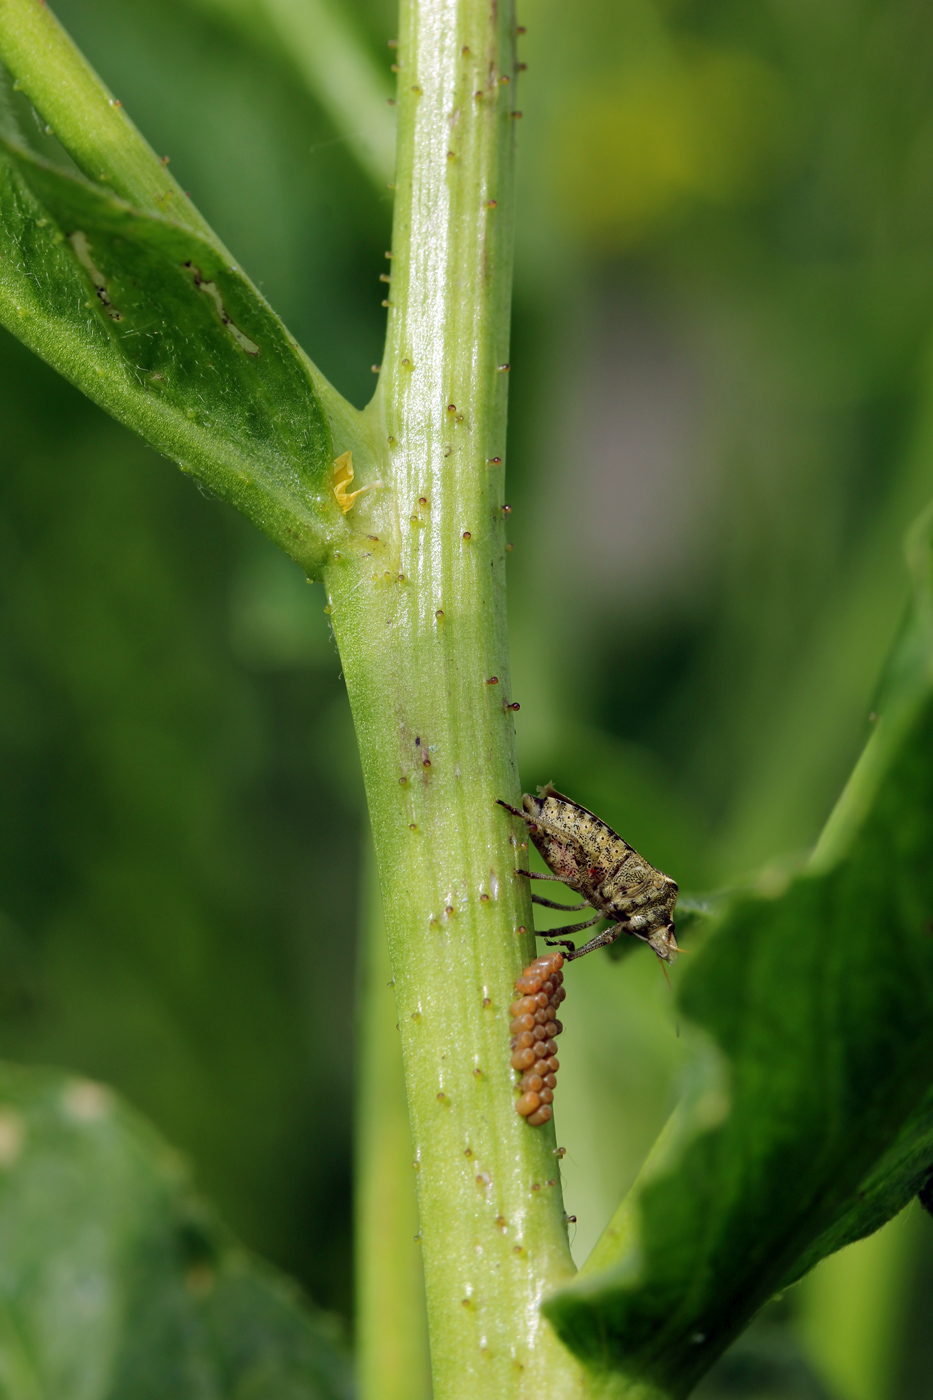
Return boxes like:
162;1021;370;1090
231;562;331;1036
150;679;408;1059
497;783;679;963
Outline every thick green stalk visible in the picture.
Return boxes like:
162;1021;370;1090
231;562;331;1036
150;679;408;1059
355;846;432;1400
327;1;589;1395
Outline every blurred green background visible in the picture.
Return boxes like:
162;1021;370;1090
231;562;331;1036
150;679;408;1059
3;0;933;1395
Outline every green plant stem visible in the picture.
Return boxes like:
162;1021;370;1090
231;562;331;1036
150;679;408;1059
326;0;592;1395
255;0;397;189
810;499;933;874
355;844;432;1400
187;0;396;190
1;4;648;1393
257;0;395;187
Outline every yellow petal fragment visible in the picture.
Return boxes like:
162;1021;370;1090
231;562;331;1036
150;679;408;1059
332;450;381;513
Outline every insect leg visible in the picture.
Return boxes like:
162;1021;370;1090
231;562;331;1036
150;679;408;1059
537;913;604;956
531;894;591;911
541;937;578;954
539;913;603;939
516;869;573;883
564;923;626;961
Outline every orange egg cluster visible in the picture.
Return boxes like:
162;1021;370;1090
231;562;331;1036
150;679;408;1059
509;951;565;1127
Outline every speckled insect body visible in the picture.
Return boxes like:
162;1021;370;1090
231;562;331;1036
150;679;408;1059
498;783;679;963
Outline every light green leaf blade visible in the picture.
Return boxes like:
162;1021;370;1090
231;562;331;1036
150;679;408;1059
543;509;933;1397
0;136;342;576
0;1063;353;1400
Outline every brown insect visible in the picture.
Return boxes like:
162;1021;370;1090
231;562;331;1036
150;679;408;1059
509;951;565;1126
498;783;679;963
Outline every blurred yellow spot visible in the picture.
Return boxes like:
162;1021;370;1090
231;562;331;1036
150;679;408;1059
0;1109;24;1167
551;44;787;250
332;451;381;513
62;1080;112;1123
185;1263;216;1297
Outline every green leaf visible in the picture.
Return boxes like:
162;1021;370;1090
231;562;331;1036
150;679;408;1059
543;505;933;1398
0;1062;353;1400
784;1085;933;1286
0;136;341;576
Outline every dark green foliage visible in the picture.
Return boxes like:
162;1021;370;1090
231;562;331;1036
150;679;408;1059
0;328;360;1311
544;519;933;1394
0;1062;353;1399
0;0;385;1316
4;0;933;1392
695;1306;834;1400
